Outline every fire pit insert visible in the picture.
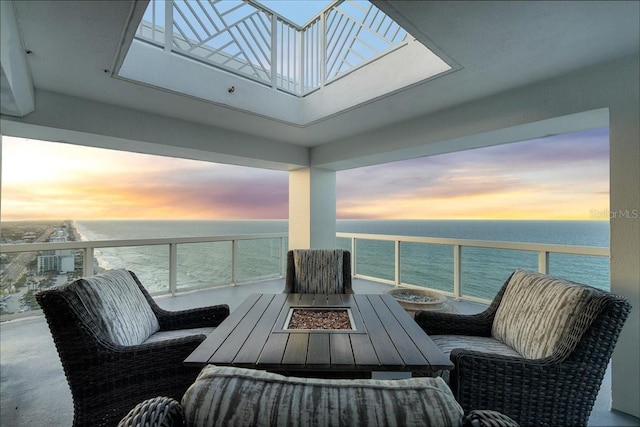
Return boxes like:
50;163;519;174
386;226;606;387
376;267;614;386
283;308;356;331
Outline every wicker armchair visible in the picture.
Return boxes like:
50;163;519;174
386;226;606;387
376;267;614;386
414;269;632;427
283;249;353;294
36;269;230;427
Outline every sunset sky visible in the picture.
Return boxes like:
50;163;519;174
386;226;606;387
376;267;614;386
0;128;608;222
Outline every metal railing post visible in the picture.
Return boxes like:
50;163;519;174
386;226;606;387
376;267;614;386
538;251;550;275
320;11;326;88
83;247;94;277
231;239;238;285
453;244;462;300
169;243;178;296
271;13;278;90
394;240;401;287
164;0;173;52
280;236;286;277
351;237;356;278
298;24;304;95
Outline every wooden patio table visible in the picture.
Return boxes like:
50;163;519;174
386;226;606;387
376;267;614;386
184;293;453;378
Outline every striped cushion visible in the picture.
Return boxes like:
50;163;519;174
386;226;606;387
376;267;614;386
69;269;159;346
430;335;522;359
429;335;522;383
293;249;344;294
491;269;592;359
181;366;464;427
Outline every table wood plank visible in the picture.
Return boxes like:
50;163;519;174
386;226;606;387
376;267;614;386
330;333;355;367
379;294;454;369
282;333;309;365
208;294;275;364
286;293;302;305
368;295;429;366
306;333;330;366
353;294;404;366
326;294;343;306
298;293;315;306
184;293;262;366
349;333;380;366
257;332;289;366
232;294;288;365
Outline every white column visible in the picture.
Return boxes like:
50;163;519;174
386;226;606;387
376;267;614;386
288;167;336;249
609;62;640;417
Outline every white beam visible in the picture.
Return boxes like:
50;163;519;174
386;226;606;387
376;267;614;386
0;0;35;117
0;90;309;171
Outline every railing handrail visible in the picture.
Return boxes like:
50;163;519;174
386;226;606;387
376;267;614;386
0;233;287;254
335;232;610;257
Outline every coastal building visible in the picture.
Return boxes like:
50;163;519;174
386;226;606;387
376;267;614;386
36;227;74;273
1;0;638;421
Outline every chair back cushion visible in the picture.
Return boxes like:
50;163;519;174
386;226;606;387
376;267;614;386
491;269;593;359
292;249;344;294
182;365;464;427
69;269;159;346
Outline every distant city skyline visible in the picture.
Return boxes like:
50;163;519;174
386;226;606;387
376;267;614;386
0;128;609;221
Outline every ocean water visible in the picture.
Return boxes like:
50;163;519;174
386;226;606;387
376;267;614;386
74;219;609;300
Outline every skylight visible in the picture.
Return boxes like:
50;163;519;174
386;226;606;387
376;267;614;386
119;0;451;125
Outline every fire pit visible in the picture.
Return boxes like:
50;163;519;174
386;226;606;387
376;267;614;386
284;308;355;331
386;288;456;317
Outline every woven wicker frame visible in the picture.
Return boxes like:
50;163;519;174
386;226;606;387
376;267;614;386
36;270;229;427
414;272;632;426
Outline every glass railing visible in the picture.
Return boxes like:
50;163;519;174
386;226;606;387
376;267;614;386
0;234;287;319
337;232;610;303
0;232;609;320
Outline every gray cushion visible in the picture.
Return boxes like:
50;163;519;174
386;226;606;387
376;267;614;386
430;335;522;359
491;269;592;359
292;249;344;294
429;335;522;383
70;269;159;346
181;365;464;427
143;327;216;344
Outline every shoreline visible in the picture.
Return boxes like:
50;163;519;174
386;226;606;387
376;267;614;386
68;221;105;275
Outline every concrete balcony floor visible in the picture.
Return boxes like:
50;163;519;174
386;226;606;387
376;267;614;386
1;278;638;426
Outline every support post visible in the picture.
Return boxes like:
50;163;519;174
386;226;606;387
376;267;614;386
288;167;336;249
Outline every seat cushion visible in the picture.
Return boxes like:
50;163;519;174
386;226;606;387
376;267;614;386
491;269;593;359
143;327;216;344
69;269;159;346
430;335;522;359
182;365;464;427
428;335;522;383
293;249;344;294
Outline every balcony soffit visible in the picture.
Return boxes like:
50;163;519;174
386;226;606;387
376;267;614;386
4;1;639;149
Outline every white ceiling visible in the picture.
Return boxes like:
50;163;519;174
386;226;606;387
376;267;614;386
4;1;640;148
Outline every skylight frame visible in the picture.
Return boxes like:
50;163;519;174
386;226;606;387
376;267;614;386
133;0;412;97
